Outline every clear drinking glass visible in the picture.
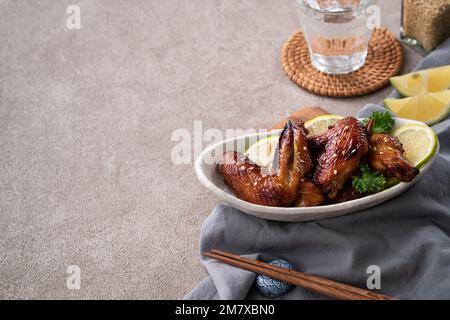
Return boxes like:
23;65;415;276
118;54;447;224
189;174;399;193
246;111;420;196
296;0;375;75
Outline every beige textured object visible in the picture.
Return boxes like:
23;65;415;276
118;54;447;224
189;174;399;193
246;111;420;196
402;0;450;52
281;28;403;97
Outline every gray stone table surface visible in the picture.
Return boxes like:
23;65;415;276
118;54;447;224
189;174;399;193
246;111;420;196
0;0;421;299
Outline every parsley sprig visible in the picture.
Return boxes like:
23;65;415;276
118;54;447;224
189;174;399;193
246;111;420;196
362;111;395;134
352;164;386;194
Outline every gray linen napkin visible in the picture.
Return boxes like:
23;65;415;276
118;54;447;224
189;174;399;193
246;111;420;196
185;38;450;300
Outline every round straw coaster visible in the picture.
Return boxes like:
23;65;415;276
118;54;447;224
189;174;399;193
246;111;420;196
281;28;403;98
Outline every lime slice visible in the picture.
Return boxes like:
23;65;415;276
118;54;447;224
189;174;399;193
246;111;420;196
390;65;450;97
384;90;450;125
304;114;344;137
392;124;438;168
244;136;279;167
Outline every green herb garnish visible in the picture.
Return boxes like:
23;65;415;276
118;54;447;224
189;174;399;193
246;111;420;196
352;164;386;194
362;111;395;134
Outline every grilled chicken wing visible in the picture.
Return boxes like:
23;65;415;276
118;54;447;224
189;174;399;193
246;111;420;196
369;133;419;182
293;180;325;207
308;132;329;151
312;117;370;199
218;121;312;207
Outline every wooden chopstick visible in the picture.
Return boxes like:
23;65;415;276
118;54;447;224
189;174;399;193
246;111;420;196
204;250;398;300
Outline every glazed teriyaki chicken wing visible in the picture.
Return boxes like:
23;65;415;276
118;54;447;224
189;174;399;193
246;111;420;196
311;117;370;199
293;180;325;207
219;120;312;207
369;133;419;182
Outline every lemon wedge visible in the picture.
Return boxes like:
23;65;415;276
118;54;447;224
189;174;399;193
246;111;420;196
393;124;438;168
384;90;450;125
244;136;279;167
390;65;450;97
304;114;344;137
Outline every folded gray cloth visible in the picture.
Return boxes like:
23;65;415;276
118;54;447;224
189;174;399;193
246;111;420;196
185;38;450;300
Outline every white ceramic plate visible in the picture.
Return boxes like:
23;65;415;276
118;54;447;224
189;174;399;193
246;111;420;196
195;118;439;222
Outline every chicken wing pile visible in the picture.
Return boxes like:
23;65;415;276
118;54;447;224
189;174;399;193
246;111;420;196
218;117;419;207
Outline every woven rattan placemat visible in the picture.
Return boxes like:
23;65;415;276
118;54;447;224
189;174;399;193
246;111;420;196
281;28;403;98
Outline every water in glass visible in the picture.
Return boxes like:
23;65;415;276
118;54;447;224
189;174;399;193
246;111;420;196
297;0;375;75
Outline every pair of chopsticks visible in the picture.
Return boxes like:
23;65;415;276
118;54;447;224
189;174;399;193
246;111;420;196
204;250;398;300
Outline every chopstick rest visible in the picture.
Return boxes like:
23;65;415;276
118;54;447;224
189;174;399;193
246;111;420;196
255;258;295;298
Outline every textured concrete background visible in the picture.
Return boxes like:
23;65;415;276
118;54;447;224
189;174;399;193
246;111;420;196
0;0;421;299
